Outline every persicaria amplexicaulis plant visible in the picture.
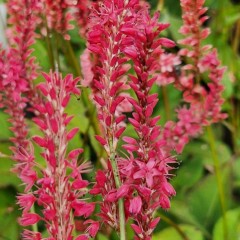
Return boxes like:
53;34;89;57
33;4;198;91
0;0;227;239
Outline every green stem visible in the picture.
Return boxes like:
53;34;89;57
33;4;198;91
54;32;61;72
158;213;189;240
157;0;164;10
109;143;126;240
44;20;55;70
207;126;228;240
30;204;38;233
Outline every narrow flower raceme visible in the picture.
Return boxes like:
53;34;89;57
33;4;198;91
74;0;92;38
0;48;29;149
119;9;176;239
161;0;227;153
87;0;136;235
0;0;41;178
7;0;41;105
15;72;98;239
41;0;74;40
155;53;181;86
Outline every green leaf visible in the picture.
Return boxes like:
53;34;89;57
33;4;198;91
153;224;204;240
171;154;203;192
97;233;109;240
187;168;231;229
0;111;12;140
66;96;89;135
32;39;51;71
181;140;231;170
213;208;240;240
0;187;21;240
0;154;20;188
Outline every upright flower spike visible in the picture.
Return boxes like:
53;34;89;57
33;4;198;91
74;0;92;38
41;0;74;40
0;1;40;177
178;0;210;78
15;72;97;239
7;0;40;105
120;9;176;239
87;0;136;237
160;0;227;154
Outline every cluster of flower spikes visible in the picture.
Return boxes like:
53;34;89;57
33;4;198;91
1;1;99;238
16;72;99;240
87;0;177;238
6;0;40;104
160;0;227;154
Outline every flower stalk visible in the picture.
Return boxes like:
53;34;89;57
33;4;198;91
207;126;228;240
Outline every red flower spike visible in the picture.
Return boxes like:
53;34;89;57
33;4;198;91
27;72;92;239
118;7;178;239
160;0;226;155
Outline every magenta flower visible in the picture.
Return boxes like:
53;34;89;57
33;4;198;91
74;0;92;38
118;7;176;239
12;72;97;239
160;0;227;154
87;0;139;235
42;0;74;40
19;213;42;226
